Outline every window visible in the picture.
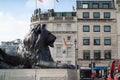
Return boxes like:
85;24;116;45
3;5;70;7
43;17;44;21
94;50;101;60
77;1;81;9
102;3;109;9
104;12;110;18
56;35;61;42
92;3;99;8
55;12;62;17
94;37;100;45
104;25;111;32
83;25;90;32
94;25;100;32
56;47;62;57
66;24;72;31
57;61;61;63
66;12;72;17
118;5;120;11
104;37;111;45
83;37;90;45
67;47;72;57
83;12;89;18
117;0;120;3
83;50;90;60
67;36;71;41
104;50;111;59
93;12;100;18
83;4;88;8
67;61;71;64
56;24;61;31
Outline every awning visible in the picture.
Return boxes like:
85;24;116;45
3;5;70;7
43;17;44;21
93;66;108;70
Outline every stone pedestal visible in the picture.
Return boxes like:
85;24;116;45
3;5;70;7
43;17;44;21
0;69;77;80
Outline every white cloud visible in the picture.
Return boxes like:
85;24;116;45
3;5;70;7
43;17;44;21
0;12;3;16
25;0;54;10
0;12;30;42
26;0;36;8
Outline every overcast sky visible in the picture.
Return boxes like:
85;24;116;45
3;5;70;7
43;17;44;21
0;0;76;42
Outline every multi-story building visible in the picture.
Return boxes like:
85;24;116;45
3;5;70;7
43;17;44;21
30;0;120;72
76;1;120;77
31;9;77;65
77;0;117;67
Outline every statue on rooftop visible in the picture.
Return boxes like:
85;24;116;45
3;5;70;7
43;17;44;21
0;24;75;69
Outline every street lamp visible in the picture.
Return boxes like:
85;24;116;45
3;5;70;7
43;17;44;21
74;39;78;70
90;59;95;71
91;59;93;72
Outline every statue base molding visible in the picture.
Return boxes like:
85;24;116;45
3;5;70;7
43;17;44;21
0;69;77;80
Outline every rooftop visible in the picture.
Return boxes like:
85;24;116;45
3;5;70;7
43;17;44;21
77;0;115;9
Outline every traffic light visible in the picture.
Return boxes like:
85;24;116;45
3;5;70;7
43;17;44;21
93;62;95;67
89;64;91;67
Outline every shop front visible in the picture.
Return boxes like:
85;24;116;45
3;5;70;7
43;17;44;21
93;66;108;79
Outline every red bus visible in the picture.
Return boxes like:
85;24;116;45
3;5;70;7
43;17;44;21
107;59;120;79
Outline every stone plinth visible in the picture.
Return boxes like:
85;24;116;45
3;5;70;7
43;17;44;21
0;69;77;80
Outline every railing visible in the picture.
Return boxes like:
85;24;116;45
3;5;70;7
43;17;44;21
40;17;49;20
65;16;74;20
54;17;63;20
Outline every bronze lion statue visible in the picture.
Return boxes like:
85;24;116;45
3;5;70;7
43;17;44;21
0;24;75;69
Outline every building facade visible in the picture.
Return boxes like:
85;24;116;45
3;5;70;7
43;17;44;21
31;9;77;65
116;0;120;59
77;0;117;68
30;0;120;69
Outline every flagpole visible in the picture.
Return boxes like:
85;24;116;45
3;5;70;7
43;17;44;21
54;0;55;11
36;0;37;9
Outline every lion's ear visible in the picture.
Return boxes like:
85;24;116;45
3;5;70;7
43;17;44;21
35;24;42;31
37;24;41;27
41;24;46;29
42;24;46;27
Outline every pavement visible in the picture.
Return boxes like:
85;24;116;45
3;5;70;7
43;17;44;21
96;78;106;80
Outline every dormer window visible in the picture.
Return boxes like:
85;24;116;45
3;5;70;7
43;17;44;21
83;3;89;8
92;3;99;8
102;3;109;9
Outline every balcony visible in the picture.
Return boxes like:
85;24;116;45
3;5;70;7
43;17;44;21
54;12;76;20
40;17;49;20
65;16;74;20
54;17;63;20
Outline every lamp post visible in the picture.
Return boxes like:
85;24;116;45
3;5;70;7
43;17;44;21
91;59;95;80
74;39;78;70
91;59;93;71
91;59;95;72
